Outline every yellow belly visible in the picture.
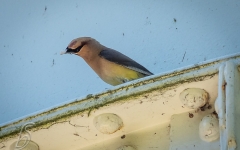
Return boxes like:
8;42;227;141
92;58;145;85
101;63;144;85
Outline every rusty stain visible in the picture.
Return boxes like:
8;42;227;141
212;111;218;118
121;135;126;139
73;133;79;136
200;102;210;111
207;105;212;109
228;138;237;148
189;113;194;118
222;82;227;90
200;106;205;111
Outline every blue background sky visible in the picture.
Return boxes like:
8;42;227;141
0;0;239;125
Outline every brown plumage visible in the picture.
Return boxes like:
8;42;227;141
62;37;153;85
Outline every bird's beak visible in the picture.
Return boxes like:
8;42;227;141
60;50;67;55
60;47;76;55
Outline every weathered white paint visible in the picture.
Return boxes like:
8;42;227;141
0;0;240;125
0;54;239;150
215;61;240;150
170;112;220;150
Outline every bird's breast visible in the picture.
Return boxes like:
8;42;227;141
86;57;144;85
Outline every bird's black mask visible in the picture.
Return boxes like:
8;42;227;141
65;44;85;54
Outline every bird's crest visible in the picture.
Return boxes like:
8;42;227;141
68;40;78;49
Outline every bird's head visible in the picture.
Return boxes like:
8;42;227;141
61;37;93;55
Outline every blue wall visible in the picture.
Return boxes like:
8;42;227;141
0;0;239;125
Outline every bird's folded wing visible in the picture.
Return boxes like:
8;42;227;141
99;49;153;76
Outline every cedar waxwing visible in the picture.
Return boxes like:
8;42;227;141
61;37;153;85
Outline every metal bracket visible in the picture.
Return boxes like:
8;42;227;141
215;61;240;150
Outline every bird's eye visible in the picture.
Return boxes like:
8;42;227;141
74;43;86;52
75;46;82;52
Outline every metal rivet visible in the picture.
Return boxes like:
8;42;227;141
179;88;209;109
199;114;219;142
93;113;123;134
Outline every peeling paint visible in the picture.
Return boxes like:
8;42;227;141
0;75;219;140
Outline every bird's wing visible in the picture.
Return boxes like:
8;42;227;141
99;49;153;76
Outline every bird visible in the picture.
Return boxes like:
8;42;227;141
61;37;153;85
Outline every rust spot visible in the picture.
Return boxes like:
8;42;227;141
73;133;79;136
212;111;218;118
121;135;126;139
200;102;210;111
189;113;194;118
208;105;212;109
222;82;227;90
200;106;205;111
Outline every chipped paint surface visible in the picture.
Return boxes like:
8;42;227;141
0;53;240;149
179;88;209;109
215;61;240;150
170;111;220;150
